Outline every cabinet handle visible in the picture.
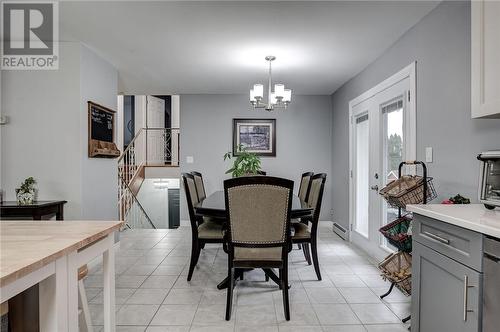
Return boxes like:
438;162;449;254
463;275;474;321
422;231;450;245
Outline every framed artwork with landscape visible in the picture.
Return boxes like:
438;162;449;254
232;118;276;157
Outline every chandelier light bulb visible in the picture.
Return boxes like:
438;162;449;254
253;84;264;99
283;89;292;102
275;84;285;98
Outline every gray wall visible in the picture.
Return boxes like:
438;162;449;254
331;1;500;230
180;94;333;220
1;43;118;220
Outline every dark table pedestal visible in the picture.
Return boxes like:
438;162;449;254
0;200;67;332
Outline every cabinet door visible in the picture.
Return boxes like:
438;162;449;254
412;241;482;332
471;0;500;118
168;189;180;228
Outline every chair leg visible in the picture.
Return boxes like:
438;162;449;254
311;238;322;281
187;239;201;281
281;266;290;321
78;279;93;332
302;243;312;265
225;267;235;320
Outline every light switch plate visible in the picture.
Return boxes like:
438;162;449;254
425;147;433;163
186;156;194;164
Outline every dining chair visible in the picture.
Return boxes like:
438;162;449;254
294;172;314;260
223;176;294;321
292;173;327;280
182;173;224;281
298;172;314;202
191;171;206;201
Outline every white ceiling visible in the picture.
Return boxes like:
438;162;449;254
60;1;439;95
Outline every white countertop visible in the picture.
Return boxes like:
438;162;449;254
407;204;500;238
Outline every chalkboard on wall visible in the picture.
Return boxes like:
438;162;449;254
88;101;120;158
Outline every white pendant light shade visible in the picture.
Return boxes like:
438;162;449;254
274;84;285;98
253;84;264;99
270;92;277;104
283;89;292;102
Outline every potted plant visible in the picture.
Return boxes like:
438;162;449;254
224;144;262;177
16;177;37;205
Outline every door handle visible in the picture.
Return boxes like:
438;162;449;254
463;275;474;321
370;185;379;191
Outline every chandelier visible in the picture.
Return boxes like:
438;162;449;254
250;56;292;111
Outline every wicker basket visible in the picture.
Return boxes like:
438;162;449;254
379;215;413;252
378;251;412;296
379;175;437;209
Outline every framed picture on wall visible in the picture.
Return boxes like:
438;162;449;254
233;118;276;157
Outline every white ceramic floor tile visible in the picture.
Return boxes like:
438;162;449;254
312;304;361;325
116;304;160;326
349;304;401;324
92;227;414;331
338;288;381;304
150;304;197;326
127;288;170;305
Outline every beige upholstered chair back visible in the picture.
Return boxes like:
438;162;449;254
186;176;199;206
298;174;312;202
192;173;206;201
227;183;292;245
306;174;327;221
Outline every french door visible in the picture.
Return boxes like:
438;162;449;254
349;64;416;260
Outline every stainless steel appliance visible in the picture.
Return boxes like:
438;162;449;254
478;151;500;209
483;236;500;332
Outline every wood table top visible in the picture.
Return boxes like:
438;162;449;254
0;220;123;287
0;200;67;208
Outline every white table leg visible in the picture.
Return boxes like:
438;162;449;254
67;250;79;332
103;233;116;332
39;256;68;331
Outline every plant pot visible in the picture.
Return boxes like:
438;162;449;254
16;188;36;205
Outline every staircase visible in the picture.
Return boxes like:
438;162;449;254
118;128;180;228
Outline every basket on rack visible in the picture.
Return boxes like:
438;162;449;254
378;251;412;296
379;215;413;252
379;175;437;209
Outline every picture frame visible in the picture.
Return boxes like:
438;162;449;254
232;118;276;157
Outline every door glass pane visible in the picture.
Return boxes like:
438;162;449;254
355;115;369;237
382;99;404;230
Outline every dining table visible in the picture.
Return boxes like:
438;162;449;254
194;190;313;289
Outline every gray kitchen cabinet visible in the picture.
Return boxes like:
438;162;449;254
412;239;482;332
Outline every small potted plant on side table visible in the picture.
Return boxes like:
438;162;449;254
16;177;37;205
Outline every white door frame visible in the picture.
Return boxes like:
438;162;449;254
348;62;416;258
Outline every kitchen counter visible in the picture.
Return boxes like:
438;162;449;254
407;204;500;238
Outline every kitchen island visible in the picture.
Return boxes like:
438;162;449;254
407;204;500;332
0;220;123;331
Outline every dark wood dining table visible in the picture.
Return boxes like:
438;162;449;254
195;190;312;219
194;191;313;289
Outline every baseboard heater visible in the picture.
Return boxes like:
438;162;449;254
332;222;348;240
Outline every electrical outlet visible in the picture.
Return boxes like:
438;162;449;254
186;156;194;164
425;147;433;163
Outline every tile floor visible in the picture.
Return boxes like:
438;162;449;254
84;224;411;331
